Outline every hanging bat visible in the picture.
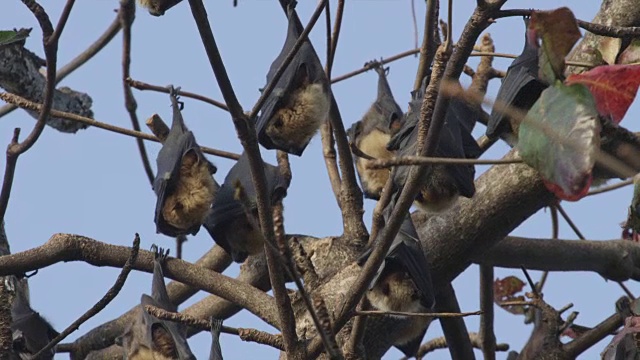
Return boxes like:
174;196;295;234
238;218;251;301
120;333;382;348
203;152;288;263
357;208;434;357
137;0;183;16
7;275;59;360
347;65;404;199
387;76;480;212
255;2;331;156
208;318;224;360
118;245;196;360
153;87;218;238
486;16;547;139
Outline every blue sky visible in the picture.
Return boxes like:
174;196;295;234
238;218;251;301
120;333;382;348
0;0;637;359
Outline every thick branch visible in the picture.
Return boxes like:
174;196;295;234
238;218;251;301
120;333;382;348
473;236;640;282
0;234;279;328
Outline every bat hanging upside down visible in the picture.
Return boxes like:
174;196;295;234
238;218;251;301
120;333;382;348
204;152;288;263
256;2;331;156
348;64;404;199
153;87;218;237
117;245;196;360
358;209;436;357
137;0;183;16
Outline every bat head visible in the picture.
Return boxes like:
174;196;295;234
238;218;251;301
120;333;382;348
153;88;217;237
358;212;435;312
204;152;287;263
255;3;330;156
7;275;58;359
119;246;195;360
137;0;183;16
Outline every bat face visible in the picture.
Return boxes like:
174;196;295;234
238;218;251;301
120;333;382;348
7;276;58;360
204;152;287;263
119;246;196;360
256;5;331;156
349;66;404;199
358;213;435;312
208;318;224;360
137;0;183;16
388;76;479;212
153;89;218;237
486;17;547;139
366;260;426;314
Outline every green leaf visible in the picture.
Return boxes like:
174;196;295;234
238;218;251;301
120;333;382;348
0;28;31;47
518;81;601;201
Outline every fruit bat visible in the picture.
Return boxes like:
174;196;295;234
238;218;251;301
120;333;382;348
356;207;434;357
118;245;196;360
7;275;59;360
387;76;481;212
255;2;331;156
347;65;404;200
486;16;547;139
137;0;182;16
203;151;288;263
153;87;218;238
208;318;224;360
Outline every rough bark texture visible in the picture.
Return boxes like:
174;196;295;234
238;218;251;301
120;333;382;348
0;44;91;133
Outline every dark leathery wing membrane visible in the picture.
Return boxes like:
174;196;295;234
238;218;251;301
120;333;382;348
153;87;218;237
203;152;287;263
255;2;331;156
348;65;404;199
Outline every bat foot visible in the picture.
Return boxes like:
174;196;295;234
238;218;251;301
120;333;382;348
150;244;170;263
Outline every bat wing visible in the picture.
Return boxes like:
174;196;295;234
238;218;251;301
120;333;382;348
388;216;436;309
204;152;287;260
434;113;477;199
153;89;209;237
208;318;224;360
256;4;328;155
10;312;58;359
487;18;546;138
372;66;404;131
140;295;196;360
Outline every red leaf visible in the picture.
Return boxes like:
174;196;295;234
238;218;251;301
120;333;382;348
565;64;640;124
494;276;527;315
543;176;591;201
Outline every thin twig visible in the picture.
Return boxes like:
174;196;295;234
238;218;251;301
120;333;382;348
0;14;121;119
365;155;523;169
31;233;140;359
495;9;640;38
119;0;154;186
355;310;482;318
327;0;345;76
0;93;240;160
0;0;59;222
537;206;559;293
143;305;285;350
321;0;343;208
587;178;634;196
344;299;368;358
127;78;229;111
408;332;510;359
413;0;439;91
